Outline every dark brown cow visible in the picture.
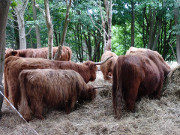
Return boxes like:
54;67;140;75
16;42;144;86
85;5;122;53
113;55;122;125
125;47;170;74
5;46;72;61
112;48;171;118
19;69;97;121
4;56;112;108
100;51;118;82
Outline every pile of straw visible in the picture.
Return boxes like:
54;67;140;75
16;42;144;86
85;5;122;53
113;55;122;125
0;65;180;135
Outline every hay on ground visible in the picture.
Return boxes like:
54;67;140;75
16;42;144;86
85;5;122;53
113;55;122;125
0;65;180;135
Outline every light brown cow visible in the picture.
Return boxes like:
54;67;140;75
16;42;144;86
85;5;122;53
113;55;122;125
5;46;72;61
100;51;118;82
19;69;97;121
112;48;171;118
4;56;112;108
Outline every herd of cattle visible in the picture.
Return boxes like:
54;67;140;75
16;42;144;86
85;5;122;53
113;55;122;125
2;46;171;121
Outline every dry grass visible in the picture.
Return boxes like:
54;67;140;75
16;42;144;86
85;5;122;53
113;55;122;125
0;64;180;135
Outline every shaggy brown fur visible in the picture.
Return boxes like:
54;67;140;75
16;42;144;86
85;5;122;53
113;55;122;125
113;48;171;118
4;56;110;108
100;51;118;82
5;46;72;61
126;47;170;76
19;69;96;121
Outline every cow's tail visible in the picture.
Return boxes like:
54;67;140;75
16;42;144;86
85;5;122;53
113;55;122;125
112;56;124;119
18;71;32;121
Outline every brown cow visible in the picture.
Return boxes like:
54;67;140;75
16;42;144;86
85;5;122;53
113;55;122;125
100;51;118;82
125;47;170;74
4;56;112;108
5;46;72;61
112;48;171;118
19;69;97;121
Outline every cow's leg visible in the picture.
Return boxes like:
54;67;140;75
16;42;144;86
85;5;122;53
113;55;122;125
7;81;19;108
65;99;72;114
124;80;141;112
65;95;77;114
20;107;32;122
151;78;163;100
30;101;35;115
70;96;77;111
30;97;44;120
19;96;32;122
104;70;108;80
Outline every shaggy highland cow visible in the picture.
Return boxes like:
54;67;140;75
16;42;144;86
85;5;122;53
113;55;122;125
126;47;170;74
5;46;72;61
19;69;97;121
113;48;171;118
4;56;112;108
100;51;118;82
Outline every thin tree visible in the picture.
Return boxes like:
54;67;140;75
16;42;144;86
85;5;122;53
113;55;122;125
131;0;135;47
54;0;72;60
31;0;41;48
44;0;53;59
174;1;180;63
0;0;10;117
103;0;112;51
88;0;112;52
14;0;29;49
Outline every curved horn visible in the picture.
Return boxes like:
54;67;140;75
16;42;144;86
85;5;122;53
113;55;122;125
93;86;104;90
94;56;113;65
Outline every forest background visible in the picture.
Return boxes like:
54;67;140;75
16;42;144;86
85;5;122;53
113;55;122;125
4;0;180;62
0;0;180;126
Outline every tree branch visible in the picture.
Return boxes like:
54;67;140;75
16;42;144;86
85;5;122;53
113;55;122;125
169;43;177;62
25;26;34;36
88;13;103;35
22;0;29;13
35;4;45;17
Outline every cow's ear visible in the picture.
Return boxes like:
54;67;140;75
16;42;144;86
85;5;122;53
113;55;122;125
84;62;90;66
11;51;18;56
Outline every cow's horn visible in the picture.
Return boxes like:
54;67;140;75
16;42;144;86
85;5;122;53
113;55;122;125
93;86;104;89
94;56;113;65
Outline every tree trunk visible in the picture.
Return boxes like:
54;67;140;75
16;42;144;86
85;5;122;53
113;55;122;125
143;7;146;48
103;0;112;51
12;9;20;49
14;0;29;50
76;23;83;62
44;0;53;59
131;0;135;47
148;7;156;49
0;0;10;117
54;31;58;46
152;17;162;50
99;0;106;52
84;26;92;60
174;5;180;63
162;20;168;58
31;0;41;48
54;0;71;60
93;30;101;62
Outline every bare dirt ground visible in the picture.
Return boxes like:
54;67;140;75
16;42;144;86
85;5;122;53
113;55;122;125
0;64;180;135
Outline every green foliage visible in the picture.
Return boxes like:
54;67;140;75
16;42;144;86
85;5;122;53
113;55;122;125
11;0;17;8
5;0;180;61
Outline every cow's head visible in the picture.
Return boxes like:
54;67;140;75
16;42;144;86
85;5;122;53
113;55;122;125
5;50;18;58
84;56;113;82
